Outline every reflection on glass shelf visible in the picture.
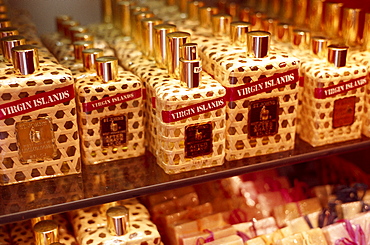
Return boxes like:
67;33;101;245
0;135;369;224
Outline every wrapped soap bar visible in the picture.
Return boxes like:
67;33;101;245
181;226;237;245
339;201;363;219
322;220;356;245
301;228;328;245
257;191;286;217
205;235;244;245
259;229;284;245
275;233;305;245
0;225;11;245
246;237;266;245
286;211;321;234
232;217;278;238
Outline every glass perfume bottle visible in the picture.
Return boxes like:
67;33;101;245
75;56;144;165
0;45;80;185
154;43;226;173
299;45;367;146
200;31;300;161
70;202;161;245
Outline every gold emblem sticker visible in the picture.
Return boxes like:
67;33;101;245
15;117;57;163
185;121;213;158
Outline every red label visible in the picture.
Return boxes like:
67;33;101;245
161;97;226;123
82;89;141;112
299;76;304;87
152;97;156;109
314;76;367;99
226;69;299;101
0;84;75;120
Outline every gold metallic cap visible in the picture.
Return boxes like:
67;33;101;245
187;1;205;21
134;11;154;47
226;2;240;21
280;0;293;22
180;43;202;88
73;41;94;63
230;21;251;47
56;15;71;34
111;0;122;29
311;36;329;58
247;31;270;58
0;12;7;19
33;220;59;245
211;14;232;37
102;0;113;23
323;2;343;39
269;0;280;18
62;20;79;38
106;206;129;236
199;6;219;28
0;18;11;28
142;17;163;60
178;0;188;13
130;5;150;36
12;45;40;75
96;56;118;82
363;13;370;51
154;23;176;68
276;22;293;43
31;215;53;228
69;26;87;42
308;0;325;32
239;6;253;22
118;1;135;36
0;4;7;12
262;17;278;37
166;31;191;78
73;32;95;42
292;29;311;50
341;7;361;47
327;44;348;67
82;48;104;71
0;27;19;38
293;0;308;28
1;35;26;61
250;11;267;31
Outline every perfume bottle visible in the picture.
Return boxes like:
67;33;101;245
0;45;80;185
299;45;367;146
75;56;144;165
58;40;94;69
200;31;300;161
70;202;161;245
0;224;11;245
69;48;104;80
154;43;226;173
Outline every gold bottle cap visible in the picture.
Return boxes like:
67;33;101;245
96;56;118;82
180;43;201;88
106;206;129;236
154;23;177;68
130;5;150;34
142;17;163;60
341;7;361;47
308;0;325;32
0;4;7;12
211;14;232;37
239;6;253;22
178;0;188;13
12;45;39;75
199;6;219;28
230;21;251;47
31;215;53;228
293;0;308;28
62;20;79;38
269;0;280;18
111;0;121;29
166;31;191;78
102;0;113;23
0;18;11;28
69;26;87;42
262;17;278;37
187;1;205;21
1;35;26;61
250;11;267;31
73;41;94;63
247;31;270;58
133;11;154;47
217;0;228;13
73;32;95;42
0;12;7;19
118;1;135;36
0;27;19;38
363;13;370;51
327;44;348;67
311;36;329;58
276;22;293;43
33;220;59;245
82;48;104;71
323;2;343;39
292;29;311;50
56;15;71;34
280;0;293;22
226;2;240;21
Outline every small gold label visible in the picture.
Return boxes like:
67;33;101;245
185;121;213;158
248;98;279;138
100;115;127;147
15;117;57;163
333;96;356;128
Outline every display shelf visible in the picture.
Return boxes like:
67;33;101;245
0;136;369;224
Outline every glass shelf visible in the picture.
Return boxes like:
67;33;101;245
1;136;369;224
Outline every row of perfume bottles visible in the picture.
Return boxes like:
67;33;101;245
0;198;161;245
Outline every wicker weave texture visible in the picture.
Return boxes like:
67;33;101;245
75;71;145;165
299;62;367;146
200;44;299;161
0;65;81;185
